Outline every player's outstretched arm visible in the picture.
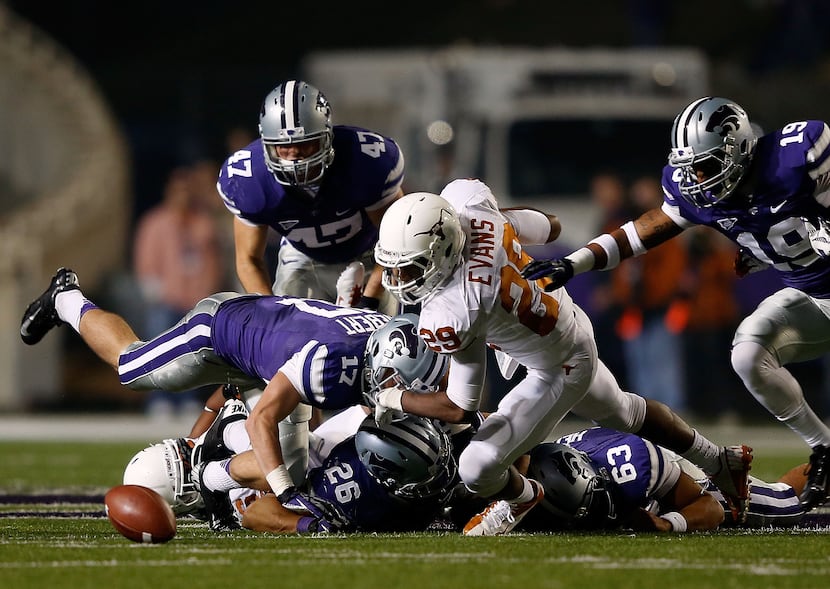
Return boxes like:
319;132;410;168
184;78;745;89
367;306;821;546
521;207;683;290
241;494;304;534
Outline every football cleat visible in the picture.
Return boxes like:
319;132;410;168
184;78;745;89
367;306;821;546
463;479;544;536
194;465;240;533
800;444;830;511
20;267;79;345
710;445;753;522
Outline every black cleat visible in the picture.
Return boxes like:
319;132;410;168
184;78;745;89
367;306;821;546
195;465;240;533
800;444;830;511
20;267;80;345
222;384;243;401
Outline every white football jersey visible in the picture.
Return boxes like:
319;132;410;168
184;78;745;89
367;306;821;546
420;178;580;369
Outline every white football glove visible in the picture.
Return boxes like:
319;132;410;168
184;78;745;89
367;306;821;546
335;261;365;307
803;217;830;258
373;386;404;426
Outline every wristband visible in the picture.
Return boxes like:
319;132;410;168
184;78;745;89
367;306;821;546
587;233;621;269
376;387;404;411
203;406;217;414
621;221;647;257
659;511;688;532
265;464;294;497
566;247;595;274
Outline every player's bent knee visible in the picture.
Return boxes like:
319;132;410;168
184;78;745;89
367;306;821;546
595;392;647;432
731;341;768;384
458;441;507;497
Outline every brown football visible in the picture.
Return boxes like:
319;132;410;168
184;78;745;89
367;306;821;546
104;484;177;544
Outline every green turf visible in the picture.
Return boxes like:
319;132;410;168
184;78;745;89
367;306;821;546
0;442;827;589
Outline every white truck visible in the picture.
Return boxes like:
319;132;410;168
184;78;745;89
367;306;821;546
302;46;709;246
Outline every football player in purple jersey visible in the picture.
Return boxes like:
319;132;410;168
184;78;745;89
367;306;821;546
213;80;406;482
242;411;458;534
123;404;457;534
218;79;405;310
19;268;397;515
519;427;809;532
522;96;830;510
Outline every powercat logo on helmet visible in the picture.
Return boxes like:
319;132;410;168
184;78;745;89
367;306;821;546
388;325;418;360
706;104;743;137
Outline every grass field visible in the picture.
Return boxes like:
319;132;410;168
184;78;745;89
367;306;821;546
1;424;828;589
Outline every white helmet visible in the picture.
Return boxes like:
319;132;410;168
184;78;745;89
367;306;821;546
258;80;334;188
375;192;466;305
123;438;204;516
362;313;448;405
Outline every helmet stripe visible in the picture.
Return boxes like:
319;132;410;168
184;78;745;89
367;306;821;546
284;79;298;130
673;96;710;148
362;421;439;461
423;352;447;389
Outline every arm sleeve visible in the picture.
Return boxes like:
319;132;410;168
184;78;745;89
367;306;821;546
501;209;552;245
445;341;488;412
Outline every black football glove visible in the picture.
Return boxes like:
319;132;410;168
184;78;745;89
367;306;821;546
733;248;768;278
520;258;575;291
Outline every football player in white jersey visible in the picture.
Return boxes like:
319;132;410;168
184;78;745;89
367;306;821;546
372;178;752;535
522;97;830;510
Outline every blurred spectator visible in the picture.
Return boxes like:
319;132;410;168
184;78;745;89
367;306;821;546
682;227;744;421
133;165;225;418
188;156;239;292
585;172;633;387
225;124;257;153
610;175;689;413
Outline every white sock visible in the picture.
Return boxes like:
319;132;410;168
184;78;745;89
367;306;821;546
223;421;251;454
202;458;239;492
780;400;830;448
680;430;721;475
54;290;95;333
510;476;535;504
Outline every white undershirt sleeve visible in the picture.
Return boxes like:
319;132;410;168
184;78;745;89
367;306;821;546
445;341;488;412
501;209;551;245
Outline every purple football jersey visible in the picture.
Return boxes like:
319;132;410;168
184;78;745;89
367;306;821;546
211;295;389;409
662;120;830;298
217;126;404;264
307;438;441;532
555;427;677;510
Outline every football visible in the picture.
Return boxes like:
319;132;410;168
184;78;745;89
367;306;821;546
104;484;177;544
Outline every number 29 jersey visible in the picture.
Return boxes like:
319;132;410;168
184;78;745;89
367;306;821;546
420;178;583;369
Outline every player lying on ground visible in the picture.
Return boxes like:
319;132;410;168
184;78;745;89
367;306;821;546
123;315;453;532
19;270;446;524
517;426;809;532
125;402;457;534
371;179;754;535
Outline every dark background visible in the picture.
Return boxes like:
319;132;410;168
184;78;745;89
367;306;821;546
7;0;830;417
8;0;830;215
